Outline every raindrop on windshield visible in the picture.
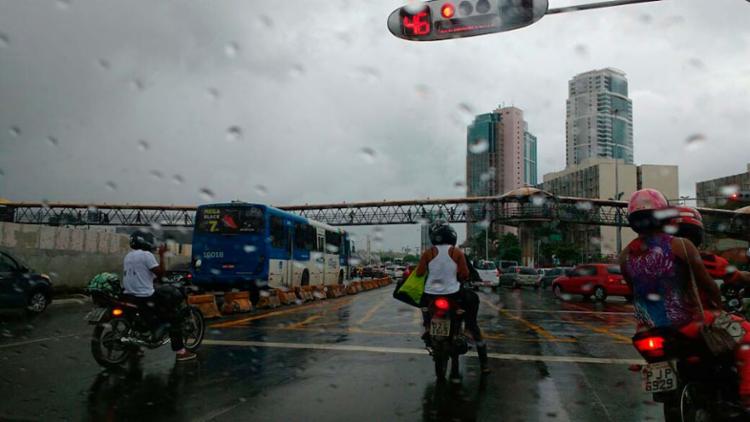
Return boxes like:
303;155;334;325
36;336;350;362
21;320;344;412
207;87;220;100
289;63;306;77
97;58;110;70
348;257;362;266
685;133;706;151
137;139;149;151
478;219;490;229
41;200;50;210
150;222;162;231
0;169;4;177
638;13;653;24
457;102;475;125
654;208;679;220
9;126;20;137
326;244;340;253
561;293;572;301
105;181;117;191
687;58;705;70
480;171;493;183
149;170;163;180
46;136;59;147
130;78;145;91
647;293;662;302
224;42;240;58
243;245;257;253
199;188;215;201
254;185;268;196
453;180;465;190
355;66;381;83
415;84;431;99
663;224;678;234
259;15;274;28
56;0;71;9
720;185;740;197
531;196;546;207
360;147;376;164
468;138;489;154
573;44;589;58
172;174;184;185
575;201;593;211
0;33;9;48
226;126;243;142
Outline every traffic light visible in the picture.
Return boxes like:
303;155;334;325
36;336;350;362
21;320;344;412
387;0;549;41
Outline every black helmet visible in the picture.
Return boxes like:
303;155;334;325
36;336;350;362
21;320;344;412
130;230;155;251
429;219;457;246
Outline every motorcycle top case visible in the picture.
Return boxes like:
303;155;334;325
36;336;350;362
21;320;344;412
393;270;426;308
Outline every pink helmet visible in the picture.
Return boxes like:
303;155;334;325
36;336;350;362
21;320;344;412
627;188;669;215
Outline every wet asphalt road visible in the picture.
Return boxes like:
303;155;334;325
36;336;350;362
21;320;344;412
0;285;662;421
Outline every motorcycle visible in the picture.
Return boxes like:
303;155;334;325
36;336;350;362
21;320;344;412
425;296;469;382
85;279;205;368
632;327;746;421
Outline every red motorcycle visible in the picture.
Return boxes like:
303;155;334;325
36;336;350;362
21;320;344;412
632;327;744;421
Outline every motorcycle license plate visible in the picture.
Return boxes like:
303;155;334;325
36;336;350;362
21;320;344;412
84;307;108;322
430;319;451;337
641;361;677;393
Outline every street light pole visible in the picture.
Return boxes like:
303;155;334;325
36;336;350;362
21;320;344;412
612;107;623;255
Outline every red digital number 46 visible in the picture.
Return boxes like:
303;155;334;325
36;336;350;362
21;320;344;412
403;11;430;35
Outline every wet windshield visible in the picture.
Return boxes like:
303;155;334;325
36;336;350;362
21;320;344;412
1;1;750;421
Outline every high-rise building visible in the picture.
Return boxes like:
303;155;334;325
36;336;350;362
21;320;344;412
542;158;678;257
696;164;750;207
466;106;537;238
566;68;634;167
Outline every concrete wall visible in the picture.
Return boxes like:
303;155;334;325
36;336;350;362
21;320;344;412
0;223;189;290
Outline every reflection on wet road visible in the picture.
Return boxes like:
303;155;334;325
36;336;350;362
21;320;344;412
0;286;661;421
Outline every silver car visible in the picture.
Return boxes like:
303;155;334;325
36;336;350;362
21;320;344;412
499;266;539;289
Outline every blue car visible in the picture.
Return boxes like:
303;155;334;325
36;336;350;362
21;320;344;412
0;249;53;314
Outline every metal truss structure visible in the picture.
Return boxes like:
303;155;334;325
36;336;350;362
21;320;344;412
2;195;747;239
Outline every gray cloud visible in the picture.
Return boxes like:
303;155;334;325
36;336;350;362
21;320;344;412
1;0;749;251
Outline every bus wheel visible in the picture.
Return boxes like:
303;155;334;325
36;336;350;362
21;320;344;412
338;270;344;285
301;270;310;286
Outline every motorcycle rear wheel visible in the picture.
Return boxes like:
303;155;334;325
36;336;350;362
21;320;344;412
91;319;133;368
183;307;205;352
434;351;449;380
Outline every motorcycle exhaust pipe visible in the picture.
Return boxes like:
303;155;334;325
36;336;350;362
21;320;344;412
120;336;171;348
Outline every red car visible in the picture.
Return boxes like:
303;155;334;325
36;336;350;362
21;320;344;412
551;263;630;302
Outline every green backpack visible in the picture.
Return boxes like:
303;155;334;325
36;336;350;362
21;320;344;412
86;272;121;295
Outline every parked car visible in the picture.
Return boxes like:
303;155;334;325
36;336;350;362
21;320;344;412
0;249;53;314
551;263;630;302
537;267;573;289
499;266;539;289
392;266;405;280
497;260;519;271
472;260;499;287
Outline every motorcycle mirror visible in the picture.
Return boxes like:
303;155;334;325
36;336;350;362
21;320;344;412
387;0;548;42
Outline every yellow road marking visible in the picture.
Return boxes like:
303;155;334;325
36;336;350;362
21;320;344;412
563;317;632;343
357;296;387;325
481;298;560;341
209;296;355;329
287;314;322;329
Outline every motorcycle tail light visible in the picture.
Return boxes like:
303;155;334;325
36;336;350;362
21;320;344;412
112;308;124;317
633;336;665;359
434;297;450;311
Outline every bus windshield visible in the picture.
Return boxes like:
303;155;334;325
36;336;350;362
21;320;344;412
196;206;264;234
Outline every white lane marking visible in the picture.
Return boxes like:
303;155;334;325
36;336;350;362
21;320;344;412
202;339;644;365
500;309;632;316
0;333;83;349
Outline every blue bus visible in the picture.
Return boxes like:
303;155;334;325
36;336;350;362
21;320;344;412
190;202;351;290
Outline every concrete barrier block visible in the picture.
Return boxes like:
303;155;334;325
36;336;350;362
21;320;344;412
70;230;84;251
39;226;56;250
257;290;281;309
221;291;253;314
54;228;70;250
296;286;314;302
278;288;298;305
2;223;19;247
187;294;222;319
346;284;358;295
85;231;99;253
312;285;327;300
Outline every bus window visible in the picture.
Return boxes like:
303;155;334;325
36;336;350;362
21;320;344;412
270;216;286;248
325;231;341;253
294;223;316;251
196;206;264;234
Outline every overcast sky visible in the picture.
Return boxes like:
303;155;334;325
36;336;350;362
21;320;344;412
1;0;749;251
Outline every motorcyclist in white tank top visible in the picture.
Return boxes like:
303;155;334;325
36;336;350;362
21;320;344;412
415;220;490;374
